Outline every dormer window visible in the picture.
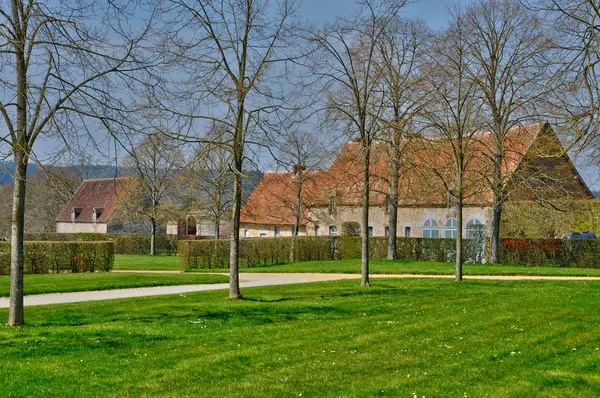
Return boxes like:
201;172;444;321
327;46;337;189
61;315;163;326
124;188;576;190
92;207;104;223
71;207;82;222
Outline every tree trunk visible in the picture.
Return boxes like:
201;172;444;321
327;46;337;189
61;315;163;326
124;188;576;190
361;147;371;287
214;216;220;240
455;164;463;282
150;217;156;255
387;158;398;260
290;174;302;262
490;200;502;264
228;110;244;299
9;9;28;325
9;154;27;326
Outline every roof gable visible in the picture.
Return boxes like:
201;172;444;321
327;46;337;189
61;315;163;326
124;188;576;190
56;177;138;223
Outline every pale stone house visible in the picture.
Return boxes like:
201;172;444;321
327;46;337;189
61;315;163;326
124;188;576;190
56;177;139;233
240;122;593;239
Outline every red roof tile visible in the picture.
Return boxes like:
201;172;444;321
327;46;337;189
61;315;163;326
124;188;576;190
56;177;138;223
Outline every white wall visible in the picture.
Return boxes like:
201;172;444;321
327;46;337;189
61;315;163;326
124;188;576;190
56;222;108;233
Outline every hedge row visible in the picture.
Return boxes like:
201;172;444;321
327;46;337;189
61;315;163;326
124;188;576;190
179;236;484;269
24;233;205;255
0;241;114;275
501;238;600;267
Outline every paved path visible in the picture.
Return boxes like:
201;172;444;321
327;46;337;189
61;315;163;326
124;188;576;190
2;272;600;308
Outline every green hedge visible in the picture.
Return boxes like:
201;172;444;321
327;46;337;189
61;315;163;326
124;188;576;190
0;241;114;275
179;236;483;269
500;238;600;267
24;233;206;255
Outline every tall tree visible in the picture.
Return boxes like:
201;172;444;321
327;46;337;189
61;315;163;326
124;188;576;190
464;0;550;264
0;0;154;325
156;0;298;299
375;17;431;260
422;8;484;281
122;133;185;255
311;0;406;286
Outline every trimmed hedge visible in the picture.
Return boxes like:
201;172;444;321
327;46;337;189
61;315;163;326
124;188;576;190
501;238;600;267
179;236;483;269
24;233;206;255
0;241;114;275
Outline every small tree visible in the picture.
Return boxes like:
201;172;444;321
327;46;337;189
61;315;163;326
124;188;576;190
273;129;326;261
122;133;185;255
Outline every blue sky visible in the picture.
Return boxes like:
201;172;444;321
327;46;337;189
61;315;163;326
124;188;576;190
298;0;472;29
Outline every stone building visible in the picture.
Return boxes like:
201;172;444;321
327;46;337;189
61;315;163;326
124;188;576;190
240;122;593;239
55;177;139;233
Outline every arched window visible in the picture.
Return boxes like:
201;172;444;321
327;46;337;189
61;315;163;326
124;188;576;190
466;219;484;240
444;218;457;238
422;219;440;238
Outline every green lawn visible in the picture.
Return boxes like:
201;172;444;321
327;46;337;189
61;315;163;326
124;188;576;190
189;259;600;276
113;254;181;270
1;278;600;396
0;273;228;296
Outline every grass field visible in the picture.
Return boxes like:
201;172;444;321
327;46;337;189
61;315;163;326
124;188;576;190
187;258;600;277
113;254;181;270
0;273;228;296
1;278;599;396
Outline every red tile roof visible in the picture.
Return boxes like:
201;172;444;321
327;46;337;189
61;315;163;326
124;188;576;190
55;177;138;223
241;122;592;226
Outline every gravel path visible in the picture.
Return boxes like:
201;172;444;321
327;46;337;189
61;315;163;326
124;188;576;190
2;272;600;308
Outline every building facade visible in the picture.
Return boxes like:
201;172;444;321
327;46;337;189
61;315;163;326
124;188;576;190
240;122;593;239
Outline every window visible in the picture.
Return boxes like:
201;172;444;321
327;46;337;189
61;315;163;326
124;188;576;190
466;219;484;240
385;226;390;237
422;219;440;238
444;218;457;239
315;226;321;236
244;229;249;238
329;196;336;212
405;226;411;237
71;207;82;222
368;226;374;236
259;232;267;238
274;227;281;237
329;225;337;236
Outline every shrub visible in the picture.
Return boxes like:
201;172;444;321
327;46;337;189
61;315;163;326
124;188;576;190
24;233;196;255
0;241;114;275
500;238;600;267
179;236;481;269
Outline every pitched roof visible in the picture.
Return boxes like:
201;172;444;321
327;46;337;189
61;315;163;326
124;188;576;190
56;177;138;223
241;122;592;225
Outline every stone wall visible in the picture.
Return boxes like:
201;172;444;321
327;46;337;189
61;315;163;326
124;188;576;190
240;205;492;238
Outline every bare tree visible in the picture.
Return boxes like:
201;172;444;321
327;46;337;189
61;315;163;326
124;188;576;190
155;0;299;299
310;0;406;286
121;133;185;255
375;17;431;260
0;0;155;325
274;129;326;261
464;0;550;264
421;8;484;281
187;128;234;240
531;0;600;159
